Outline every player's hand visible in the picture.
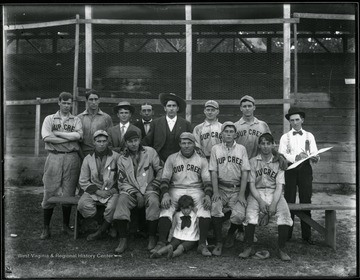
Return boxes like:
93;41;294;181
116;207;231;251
202;195;212;210
96;190;109;199
161;193;171;209
310;155;319;163
259;200;268;214
295;152;308;161
136;193;145;208
268;203;276;217
212;192;221;203
103;179;113;190
237;194;247;208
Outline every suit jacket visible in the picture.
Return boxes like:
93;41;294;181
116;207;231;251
141;116;192;156
107;124;142;153
134;119;152;139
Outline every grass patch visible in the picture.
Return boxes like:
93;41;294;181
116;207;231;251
4;187;357;278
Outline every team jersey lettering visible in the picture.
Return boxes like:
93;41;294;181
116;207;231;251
200;131;220;141
52;123;75;132
173;164;201;174
238;129;263;137
217;156;243;165
255;167;277;179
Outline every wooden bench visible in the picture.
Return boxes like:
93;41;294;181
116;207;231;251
287;203;356;250
47;196;81;240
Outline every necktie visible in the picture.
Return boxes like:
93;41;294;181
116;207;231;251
293;130;303;136
180;215;191;229
143;121;151;125
121;125;126;139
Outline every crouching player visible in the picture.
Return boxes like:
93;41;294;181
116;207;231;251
150;195;199;259
239;133;293;261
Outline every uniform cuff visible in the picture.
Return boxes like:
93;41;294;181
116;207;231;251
159;181;170;199
204;182;213;197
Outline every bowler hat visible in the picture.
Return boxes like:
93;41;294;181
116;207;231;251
159;93;186;113
285;107;305;120
113;101;135;114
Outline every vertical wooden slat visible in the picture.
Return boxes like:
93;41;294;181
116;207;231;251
283;4;291;134
185;5;192;123
72;14;80;115
35;98;41;156
294;22;298;100
325;210;336;250
85;5;93;90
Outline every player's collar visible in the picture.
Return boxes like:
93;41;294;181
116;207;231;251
204;119;218;126
256;154;273;163
239;117;259;125
54;111;74;119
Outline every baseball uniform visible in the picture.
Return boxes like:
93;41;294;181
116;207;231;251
193;120;222;158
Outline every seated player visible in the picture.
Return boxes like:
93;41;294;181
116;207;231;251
150;195;199;259
239;133;293;261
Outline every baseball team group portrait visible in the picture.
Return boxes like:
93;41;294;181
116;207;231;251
3;3;357;279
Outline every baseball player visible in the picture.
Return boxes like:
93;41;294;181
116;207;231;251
234;95;271;240
239;133;293;261
77;89;113;158
77;130;120;241
278;107;319;245
151;132;213;257
150;195;199;259
209;121;250;256
40;91;83;240
193;100;222;160
112;130;163;254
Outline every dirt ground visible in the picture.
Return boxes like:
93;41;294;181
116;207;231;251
3;186;358;278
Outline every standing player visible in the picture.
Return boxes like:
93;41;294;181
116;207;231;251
239;133;293;261
151;132;213;257
193;100;222;161
209;121;250;256
142;93;192;162
77;130;120;241
40;92;83;239
278;107;319;245
134;103;154;139
234;95;271;240
77;89;113;158
107;101;141;153
112;130;163;254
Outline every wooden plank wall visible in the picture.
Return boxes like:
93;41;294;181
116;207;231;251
4;53;356;188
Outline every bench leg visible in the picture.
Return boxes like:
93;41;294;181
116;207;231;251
74;208;78;240
325;210;336;250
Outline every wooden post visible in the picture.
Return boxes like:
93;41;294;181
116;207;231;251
85;5;93;90
283;4;291;134
325;210;336;250
35;98;41;156
185;5;192;123
72;14;80;115
294;22;298;100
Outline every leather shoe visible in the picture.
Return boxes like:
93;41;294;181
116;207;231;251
40;227;51;240
303;238;315;245
212;243;223;256
197;244;212;257
239;247;253;259
278;249;291;261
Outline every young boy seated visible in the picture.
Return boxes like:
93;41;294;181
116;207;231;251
238;133;293;261
150;195;199;259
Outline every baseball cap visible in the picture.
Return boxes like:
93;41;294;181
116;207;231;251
205;100;219;109
240;95;255;105
93;130;108;139
124;130;140;142
221;121;237;133
180;132;196;143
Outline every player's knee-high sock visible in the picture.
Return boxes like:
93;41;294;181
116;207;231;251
212;217;223;244
198;217;211;245
62;206;71;226
115;219;129;238
227;223;238;236
244;223;256;247
158;217;172;244
278;225;289;249
237;224;244;233
44;208;54;226
148;219;158;237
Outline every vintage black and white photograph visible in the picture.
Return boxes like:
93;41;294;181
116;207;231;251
3;3;358;278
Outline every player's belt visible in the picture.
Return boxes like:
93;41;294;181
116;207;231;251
48;150;77;154
219;182;240;189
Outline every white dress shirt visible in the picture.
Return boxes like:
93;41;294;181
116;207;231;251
119;122;130;138
166;115;177;132
142;119;152;135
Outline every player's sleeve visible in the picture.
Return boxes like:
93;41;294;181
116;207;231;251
79;156;98;194
41;115;53;140
150;148;163;189
264;121;271;134
193;124;201;148
159;155;174;197
241;146;251;171
106;114;114;130
74;116;84;140
200;157;212;197
208;146;218;172
249;158;257;183
276;169;285;185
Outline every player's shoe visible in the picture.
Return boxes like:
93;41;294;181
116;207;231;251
40;226;51;240
147;236;157;251
236;232;258;243
114;238;127;254
238;247;253;259
197;244;212;257
278;249;291;261
212;242;223;256
61;224;74;235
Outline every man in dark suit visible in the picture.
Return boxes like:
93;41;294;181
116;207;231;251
134;103;154;139
142;93;192;163
107;101;141;153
